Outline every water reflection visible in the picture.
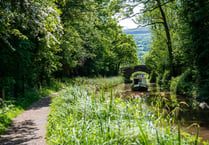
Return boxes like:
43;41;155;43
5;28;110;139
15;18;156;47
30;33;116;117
121;83;209;142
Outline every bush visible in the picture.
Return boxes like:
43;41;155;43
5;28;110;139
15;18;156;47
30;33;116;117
0;79;65;135
0;77;16;99
156;73;163;91
197;79;209;103
161;70;171;91
149;71;157;83
170;69;194;97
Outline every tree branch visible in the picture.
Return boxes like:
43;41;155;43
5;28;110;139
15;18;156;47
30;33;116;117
118;0;172;21
118;12;142;21
124;21;164;30
142;1;171;13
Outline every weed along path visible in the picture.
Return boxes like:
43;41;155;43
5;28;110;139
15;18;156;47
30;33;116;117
0;92;57;145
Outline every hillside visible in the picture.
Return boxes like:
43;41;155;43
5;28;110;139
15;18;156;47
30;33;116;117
123;27;151;62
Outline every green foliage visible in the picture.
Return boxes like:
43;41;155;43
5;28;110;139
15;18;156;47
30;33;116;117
144;27;170;79
0;98;23;134
0;0;63;98
0;79;64;135
149;71;157;83
0;0;138;101
170;69;195;97
57;0;138;77
0;77;16;100
74;76;124;90
123;27;151;64
161;70;171;91
132;0;209;102
155;70;171;92
47;77;199;144
178;0;209;102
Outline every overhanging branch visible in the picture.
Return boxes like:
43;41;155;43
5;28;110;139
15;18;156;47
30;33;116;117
125;21;164;30
142;1;171;13
118;0;172;21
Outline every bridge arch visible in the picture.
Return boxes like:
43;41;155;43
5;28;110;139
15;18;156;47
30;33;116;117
120;65;150;81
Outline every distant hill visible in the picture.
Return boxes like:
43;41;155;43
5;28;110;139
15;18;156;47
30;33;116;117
123;27;150;35
123;27;151;63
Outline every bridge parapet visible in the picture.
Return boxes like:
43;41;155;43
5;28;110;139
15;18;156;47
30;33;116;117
120;65;150;80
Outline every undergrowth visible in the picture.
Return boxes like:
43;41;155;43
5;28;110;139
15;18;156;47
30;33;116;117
0;79;64;135
74;76;124;89
47;77;204;145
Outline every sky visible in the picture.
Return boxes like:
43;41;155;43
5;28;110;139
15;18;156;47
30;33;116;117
119;18;138;29
118;3;142;30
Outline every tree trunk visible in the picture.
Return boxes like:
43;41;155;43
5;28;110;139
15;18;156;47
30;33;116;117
156;0;174;78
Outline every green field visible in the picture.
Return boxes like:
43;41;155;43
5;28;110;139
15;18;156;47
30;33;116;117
123;28;151;62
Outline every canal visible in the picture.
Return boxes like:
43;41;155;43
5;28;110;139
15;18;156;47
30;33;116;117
117;83;209;142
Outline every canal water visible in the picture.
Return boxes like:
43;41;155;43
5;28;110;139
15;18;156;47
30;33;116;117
118;83;209;142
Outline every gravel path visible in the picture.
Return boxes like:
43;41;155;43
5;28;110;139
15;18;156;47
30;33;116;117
0;93;57;145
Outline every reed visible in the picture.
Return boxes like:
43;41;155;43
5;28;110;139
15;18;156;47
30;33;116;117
46;77;203;145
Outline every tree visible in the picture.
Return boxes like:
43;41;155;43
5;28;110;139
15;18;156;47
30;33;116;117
134;0;175;78
56;0;138;76
0;0;63;97
0;0;139;98
179;0;209;102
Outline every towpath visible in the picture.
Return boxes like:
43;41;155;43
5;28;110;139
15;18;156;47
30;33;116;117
0;93;57;145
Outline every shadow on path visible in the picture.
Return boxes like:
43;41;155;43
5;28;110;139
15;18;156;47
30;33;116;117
0;93;57;145
27;95;52;110
0;120;40;145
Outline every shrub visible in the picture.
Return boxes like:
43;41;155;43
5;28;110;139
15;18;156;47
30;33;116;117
0;79;65;135
170;69;194;97
156;72;163;91
161;70;171;91
149;71;157;83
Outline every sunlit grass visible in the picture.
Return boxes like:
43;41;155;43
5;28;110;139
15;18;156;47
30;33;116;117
74;76;124;90
47;77;202;145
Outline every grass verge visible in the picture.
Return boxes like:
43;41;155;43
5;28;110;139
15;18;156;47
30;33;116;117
0;80;65;135
47;76;203;145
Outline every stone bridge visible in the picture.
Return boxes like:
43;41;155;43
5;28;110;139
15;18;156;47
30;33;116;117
120;65;150;80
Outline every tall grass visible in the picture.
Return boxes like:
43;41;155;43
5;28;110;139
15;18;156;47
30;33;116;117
74;76;124;90
47;77;200;145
